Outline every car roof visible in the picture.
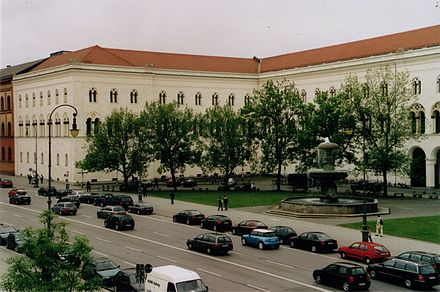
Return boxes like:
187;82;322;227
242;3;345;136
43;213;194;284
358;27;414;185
400;251;439;256
202;232;230;237
389;257;432;266
333;262;364;268
253;229;273;233
351;241;385;247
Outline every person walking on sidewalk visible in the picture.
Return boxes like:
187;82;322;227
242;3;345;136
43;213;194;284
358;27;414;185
142;184;148;198
86;180;91;192
27;174;32;184
40;174;44;184
223;194;229;210
217;196;223;211
170;192;175;204
375;215;384;237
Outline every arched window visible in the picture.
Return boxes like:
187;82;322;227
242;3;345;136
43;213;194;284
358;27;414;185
20;152;22;163
41;152;44;165
177;92;184;105
19;95;22;108
244;94;251;105
56;153;60;166
47;90;51;105
63;116;70;137
40;92;43;106
64;88;68;103
86;118;92;135
89;88;97;102
413;78;421;95
410;112;416;134
7;147;12;161
1;147;5;161
130;90;138;104
410;103;425;134
159;91;166;104
195;92;202;106
0;96;4;111
329;86;336;97
0;122;4;136
6;95;11;110
55;89;59;104
300;90;307;102
94;118;100;134
228;93;235;106
432;102;440;134
110;89;118;103
211;93;219;106
420;112;425;134
314;88;320;98
26;152;29;163
7;122;12;136
32;92;36;107
25;94;29;107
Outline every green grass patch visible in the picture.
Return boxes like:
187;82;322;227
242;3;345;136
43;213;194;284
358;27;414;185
340;215;440;244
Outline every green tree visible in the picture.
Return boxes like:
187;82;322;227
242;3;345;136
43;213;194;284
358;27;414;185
243;79;305;191
140;102;200;191
200;105;254;189
342;66;418;196
0;211;102;291
76;108;151;187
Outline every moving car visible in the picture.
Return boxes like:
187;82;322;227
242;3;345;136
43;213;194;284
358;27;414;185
104;214;135;230
270;226;297;245
313;262;371;291
186;233;233;255
38;186;57;196
200;215;232;232
51;202;78;215
97;206;126;219
338;242;390;264
231;220;268;236
91;257;121;287
128;202;154;215
0;178;13;188
173;210;205;225
290;231;338;253
241;229;280;250
367;258;440;289
0;224;18;245
9;192;31;205
107;194;134;210
394;251;440;273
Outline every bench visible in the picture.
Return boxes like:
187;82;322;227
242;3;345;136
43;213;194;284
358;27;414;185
393;192;404;197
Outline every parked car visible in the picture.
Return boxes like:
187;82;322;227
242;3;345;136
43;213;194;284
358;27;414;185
0;179;13;188
182;178;197;187
166;178;182;187
186;233;233;255
234;182;256;192
140;179;154;188
104;214;135;230
56;188;73;199
51;202;78;215
128;202;154;215
91;257;121;287
94;193;115;207
9;192;31;205
78;192;100;204
394;251;440;273
367;258;440;289
290;231;338;253
313;262;371;291
38;186;57;196
200;215;232;232
57;195;81;208
270;226;297;245
119;181;139;192
231;220;268;236
338;242;390;264
0;224;18;245
8;188;27;198
97;206;126;219
173;210;205;225
6;232;25;252
107;194;134;210
241;229;280;250
114;267;143;291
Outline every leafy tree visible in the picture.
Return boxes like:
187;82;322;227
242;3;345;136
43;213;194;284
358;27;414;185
76;108;151;187
342;66;418;196
0;211;102;291
243;79;305;191
200;105;254;189
140;102;200;191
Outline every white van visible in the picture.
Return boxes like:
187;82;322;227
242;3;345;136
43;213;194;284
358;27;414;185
145;265;208;292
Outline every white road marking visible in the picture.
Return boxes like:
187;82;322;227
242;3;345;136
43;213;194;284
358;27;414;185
3;222;12;225
81;215;92;218
246;284;271;292
124;245;142;252
72;229;84;235
0;202;332;292
154;231;171;237
123;261;135;266
92;250;108;257
95;237;110;243
13;214;23;218
229;251;243;255
197;268;222;277
265;259;296;269
157;255;177;263
0;210;7;213
30;218;39;222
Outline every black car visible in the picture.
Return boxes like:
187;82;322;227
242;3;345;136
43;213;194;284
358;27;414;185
313;262;371;291
94;193;115;207
182;179;198;187
231;220;268;236
91;257;121;287
173;210;205;225
200;215;232;232
57;195;80;208
56;188;73;199
51;202;78;215
367;258;440;289
395;251;440;273
0;224;18;245
78;192;100;204
290;231;338;253
114;267;143;291
269;226;297;245
128;203;154;215
107;195;134;210
104;214;135;230
9;193;31;205
234;182;256;192
38;186;57;196
187;233;233;255
6;232;25;252
97;206;126;219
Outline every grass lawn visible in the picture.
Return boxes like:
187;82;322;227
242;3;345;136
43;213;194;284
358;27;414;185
340;215;440;244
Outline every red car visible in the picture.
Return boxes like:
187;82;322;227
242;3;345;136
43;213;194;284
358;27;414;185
8;189;27;197
0;179;13;188
338;241;390;264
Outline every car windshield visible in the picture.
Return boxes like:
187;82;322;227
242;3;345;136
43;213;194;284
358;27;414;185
113;206;125;211
217;237;231;243
350;267;366;275
190;211;202;215
216;216;229;221
315;233;331;240
64;203;75;207
374;246;389;253
255;222;266;228
120;215;132;220
431;255;440;263
420;265;436;274
0;227;18;234
95;260;118;271
176;279;208;292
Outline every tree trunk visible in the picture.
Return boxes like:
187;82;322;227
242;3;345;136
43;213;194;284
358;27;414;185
276;161;282;192
382;170;388;196
171;170;178;192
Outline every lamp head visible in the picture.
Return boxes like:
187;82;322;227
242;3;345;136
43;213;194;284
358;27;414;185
70;112;79;137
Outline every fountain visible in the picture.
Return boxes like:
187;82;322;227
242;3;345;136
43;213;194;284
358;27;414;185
277;138;379;216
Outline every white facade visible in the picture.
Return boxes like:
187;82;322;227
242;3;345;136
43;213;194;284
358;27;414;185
13;46;440;187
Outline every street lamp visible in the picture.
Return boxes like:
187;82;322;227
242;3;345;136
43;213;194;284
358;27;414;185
360;115;370;242
47;104;79;230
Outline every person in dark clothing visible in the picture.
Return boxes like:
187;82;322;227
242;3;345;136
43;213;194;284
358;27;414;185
223;194;229;210
170;192;175;204
28;174;32;184
86;181;91;192
154;178;159;189
142;184;148;198
40;174;44;184
217;196;223;211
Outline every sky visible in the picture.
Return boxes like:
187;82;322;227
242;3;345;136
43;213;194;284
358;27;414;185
1;0;439;68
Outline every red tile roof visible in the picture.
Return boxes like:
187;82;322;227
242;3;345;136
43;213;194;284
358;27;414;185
31;25;440;74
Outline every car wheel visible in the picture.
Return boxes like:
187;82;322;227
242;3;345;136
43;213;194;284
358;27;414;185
311;245;317;253
342;282;350;291
404;278;412;289
173;216;177;222
289;241;295;248
340;252;347;259
369;270;377;279
213;225;217;232
241;238;247;246
258;242;264;250
364;257;371;264
186;219;191;225
315;275;322;284
188;243;192;250
206;248;211;255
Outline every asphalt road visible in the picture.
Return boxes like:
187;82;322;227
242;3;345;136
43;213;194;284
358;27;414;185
1;184;439;292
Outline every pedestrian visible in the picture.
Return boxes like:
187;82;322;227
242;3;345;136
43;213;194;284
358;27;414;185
142;184;148;198
27;174;32;184
138;193;143;202
170;192;175;204
154;177;159;189
375;215;384;237
217;196;223;211
40;174;44;184
86;180;91;192
367;226;373;242
223;194;229;210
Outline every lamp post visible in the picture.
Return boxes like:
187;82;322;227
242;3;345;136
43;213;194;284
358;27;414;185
33;121;39;188
360;116;369;242
47;104;79;230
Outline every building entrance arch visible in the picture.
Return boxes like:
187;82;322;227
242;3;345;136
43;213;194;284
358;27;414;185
410;148;426;187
